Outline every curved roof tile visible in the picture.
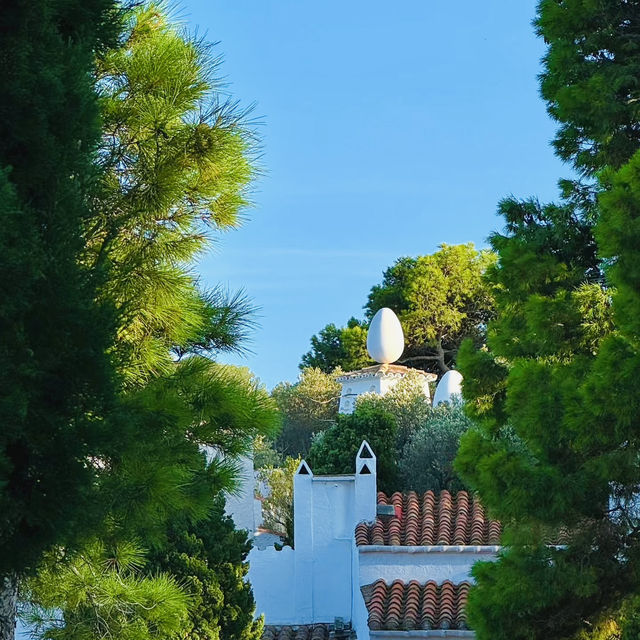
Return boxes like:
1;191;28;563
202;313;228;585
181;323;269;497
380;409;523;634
362;579;471;631
355;490;501;546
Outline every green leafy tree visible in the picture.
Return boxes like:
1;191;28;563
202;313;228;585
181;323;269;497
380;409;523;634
253;435;283;470
147;497;263;640
454;2;640;638
272;368;341;457
301;245;496;376
0;0;121;634
366;244;497;374
360;369;433;449
300;319;371;373
257;456;301;548
398;402;472;493
308;401;398;492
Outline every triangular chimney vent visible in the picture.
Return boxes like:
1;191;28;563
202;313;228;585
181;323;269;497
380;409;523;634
359;443;373;459
297;461;311;475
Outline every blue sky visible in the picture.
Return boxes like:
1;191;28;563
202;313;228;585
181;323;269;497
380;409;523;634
184;0;569;389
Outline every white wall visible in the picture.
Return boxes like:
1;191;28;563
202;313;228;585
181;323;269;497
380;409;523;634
224;454;256;533
338;373;432;414
339;378;381;413
248;444;377;626
248;546;297;623
358;547;499;587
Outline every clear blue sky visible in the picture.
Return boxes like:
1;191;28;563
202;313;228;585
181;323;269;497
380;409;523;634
184;0;569;389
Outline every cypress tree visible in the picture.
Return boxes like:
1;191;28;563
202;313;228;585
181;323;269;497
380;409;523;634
0;1;119;635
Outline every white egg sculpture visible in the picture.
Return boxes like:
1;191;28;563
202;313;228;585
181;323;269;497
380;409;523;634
433;369;463;407
367;308;404;364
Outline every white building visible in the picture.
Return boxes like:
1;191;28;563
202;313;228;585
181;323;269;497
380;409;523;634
336;364;435;414
248;442;500;640
246;308;481;640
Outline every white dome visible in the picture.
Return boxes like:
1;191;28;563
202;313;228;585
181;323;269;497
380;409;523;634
433;369;463;406
366;308;404;364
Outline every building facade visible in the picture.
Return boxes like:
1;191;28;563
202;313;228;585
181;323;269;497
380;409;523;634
248;443;500;640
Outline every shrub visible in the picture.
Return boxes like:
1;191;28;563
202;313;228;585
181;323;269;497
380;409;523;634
398;401;472;493
308;402;398;492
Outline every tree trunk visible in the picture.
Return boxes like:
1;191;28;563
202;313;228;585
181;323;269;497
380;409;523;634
435;341;450;375
0;575;18;640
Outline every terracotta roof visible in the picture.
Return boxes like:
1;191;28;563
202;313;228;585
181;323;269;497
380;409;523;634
263;625;331;640
336;364;437;381
363;579;471;631
355;490;501;546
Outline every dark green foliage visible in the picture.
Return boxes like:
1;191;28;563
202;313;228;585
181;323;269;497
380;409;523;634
467;532;632;640
537;0;640;174
300;319;371;373
272;368;341;457
0;0;120;574
455;2;640;637
98;358;279;546
308;402;398;492
455;188;619;638
398;403;472;493
148;497;263;640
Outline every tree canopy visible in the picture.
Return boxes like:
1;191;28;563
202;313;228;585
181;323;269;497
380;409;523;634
398;401;472;494
301;244;496;376
308;401;398;493
455;1;640;638
0;0;120;581
271;367;341;457
366;244;496;374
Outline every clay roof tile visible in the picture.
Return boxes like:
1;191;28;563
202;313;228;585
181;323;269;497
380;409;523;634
262;625;332;640
362;580;473;632
356;490;501;547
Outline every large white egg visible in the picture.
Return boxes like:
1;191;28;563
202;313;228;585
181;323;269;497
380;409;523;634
367;308;404;363
433;369;463;406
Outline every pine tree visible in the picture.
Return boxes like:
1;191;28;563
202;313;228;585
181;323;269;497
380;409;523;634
21;5;278;639
456;2;640;638
147;497;264;640
90;3;257;387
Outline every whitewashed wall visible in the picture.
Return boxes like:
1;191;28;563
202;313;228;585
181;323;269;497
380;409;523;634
338;373;432;414
248;444;377;625
339;378;381;413
248;545;297;622
358;547;499;586
224;454;256;533
247;441;498;636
